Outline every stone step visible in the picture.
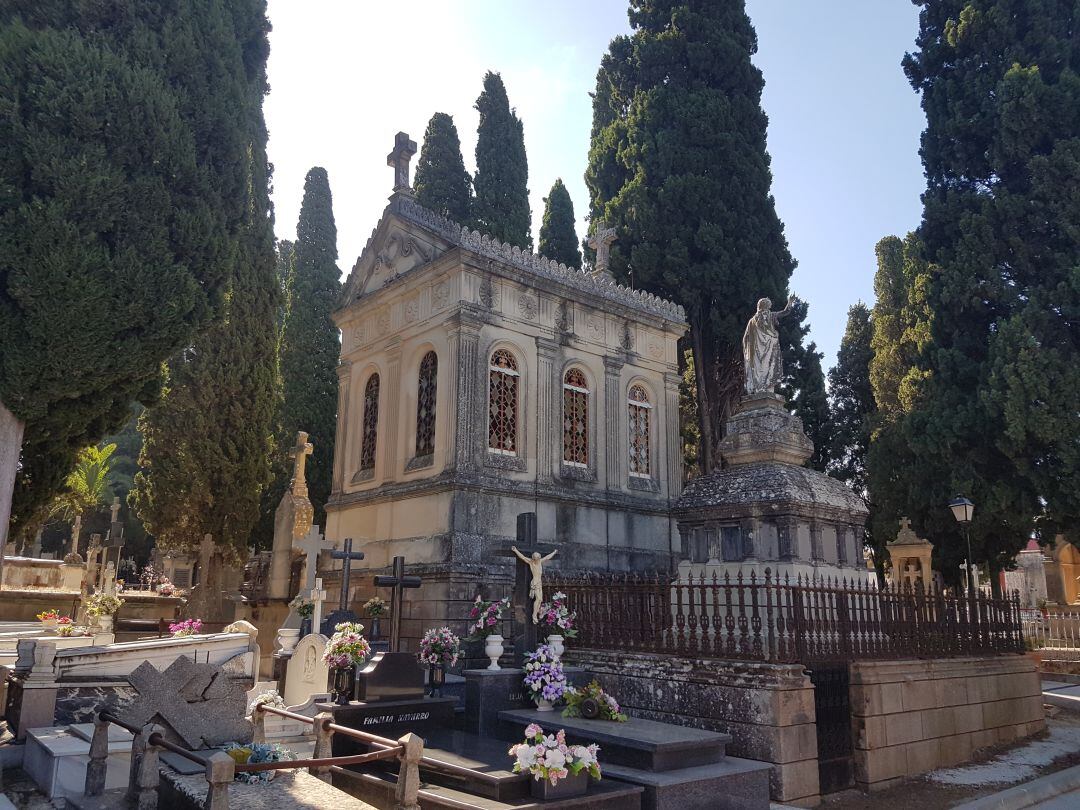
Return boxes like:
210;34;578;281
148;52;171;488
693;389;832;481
497;709;730;772
332;766;644;809
67;789;131;809
602;757;772;810
407;728;530;801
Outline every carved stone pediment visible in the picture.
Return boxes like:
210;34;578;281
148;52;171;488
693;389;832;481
340;215;447;305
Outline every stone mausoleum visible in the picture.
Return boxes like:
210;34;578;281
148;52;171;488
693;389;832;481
324;133;687;641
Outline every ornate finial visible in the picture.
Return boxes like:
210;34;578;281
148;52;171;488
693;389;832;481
387;131;417;194
587;221;617;281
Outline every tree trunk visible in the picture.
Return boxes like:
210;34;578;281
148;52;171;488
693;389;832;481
690;321;747;476
689;324;717;475
0;397;26;592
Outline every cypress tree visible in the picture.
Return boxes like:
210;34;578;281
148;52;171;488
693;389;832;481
827;303;875;493
586;0;796;473
414;113;472;223
0;2;245;542
896;0;1071;578
779;301;832;472
132;0;277;557
538;179;582;269
278;168;341;528
473;72;531;249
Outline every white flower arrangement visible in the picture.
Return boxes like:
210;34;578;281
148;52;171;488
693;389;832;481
509;724;601;786
246;689;286;717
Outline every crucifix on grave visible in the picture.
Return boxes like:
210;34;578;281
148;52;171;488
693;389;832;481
387;132;417;193
373;555;422;653
495;513;558;665
320;538;365;635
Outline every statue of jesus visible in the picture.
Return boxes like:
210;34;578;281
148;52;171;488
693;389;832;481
511;546;558;624
742;295;797;395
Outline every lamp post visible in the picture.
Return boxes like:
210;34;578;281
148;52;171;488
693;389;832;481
949;496;975;592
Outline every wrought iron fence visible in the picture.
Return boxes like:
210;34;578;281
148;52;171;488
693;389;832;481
546;569;1025;665
1022;609;1080;660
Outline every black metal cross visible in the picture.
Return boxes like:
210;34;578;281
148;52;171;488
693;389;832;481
495;513;557;664
374;555;422;652
330;538;366;612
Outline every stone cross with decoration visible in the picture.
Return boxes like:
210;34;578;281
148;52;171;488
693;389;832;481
387;132;417;193
296;524;334;594
289;431;314;498
587;222;617;280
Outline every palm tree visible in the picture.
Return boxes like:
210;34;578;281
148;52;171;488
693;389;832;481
46;443;117;537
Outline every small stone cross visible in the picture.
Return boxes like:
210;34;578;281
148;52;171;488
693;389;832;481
899;517;912;532
296;525;334;593
373;556;422;652
387;131;417;192
311;577;327;636
110;497;121;524
587;222;617;278
330;538;365;613
289;431;314;496
71;514;82;556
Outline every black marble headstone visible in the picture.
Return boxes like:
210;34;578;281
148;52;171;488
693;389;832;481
319;696;457;757
354;652;424;702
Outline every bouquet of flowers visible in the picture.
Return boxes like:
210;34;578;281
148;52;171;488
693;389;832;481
417;627;461;667
363;596;387;617
467;595;510;640
56;616;75;636
322;622;371;669
288;594;314;619
223;742;297;784
85;592;124;617
247;689;287;717
169;618;203;637
523;644;568;704
157;579;181;597
538;592;578;638
509;724;601;786
563;681;627;722
36;609;59;622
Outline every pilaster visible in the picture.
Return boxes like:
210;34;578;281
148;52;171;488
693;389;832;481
810;521;824;565
452;311;483;471
535;337;559;483
777;515;798;562
603;357;624;490
331;361;352;494
381;339;403;481
741;517;758;561
664;371;682;500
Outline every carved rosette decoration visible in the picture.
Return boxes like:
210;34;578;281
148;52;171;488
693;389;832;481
517;292;538;320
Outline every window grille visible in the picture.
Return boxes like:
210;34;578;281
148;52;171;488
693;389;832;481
488;350;519;454
628;384;651;476
360;374;380;472
415;351;437;457
562;368;589;466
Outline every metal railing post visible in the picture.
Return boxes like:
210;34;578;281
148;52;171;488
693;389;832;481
205;750;235;810
394;732;424;810
85;713;110;796
312;711;334;783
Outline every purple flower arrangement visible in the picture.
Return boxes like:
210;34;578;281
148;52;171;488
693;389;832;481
523;644;568;704
169;618;203;637
322;622;371;669
417;626;462;667
509;724;601;785
467;595;510;640
538;591;578;638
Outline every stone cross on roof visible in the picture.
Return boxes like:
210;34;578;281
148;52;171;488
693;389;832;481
587;222;617;280
289;431;313;497
387;131;417;193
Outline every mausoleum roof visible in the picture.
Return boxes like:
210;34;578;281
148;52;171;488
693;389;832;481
675;461;869;518
340;193;686;325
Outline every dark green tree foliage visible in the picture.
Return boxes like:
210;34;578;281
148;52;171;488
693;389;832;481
538;179;582;269
897;0;1076;575
586;0;796;472
133;0;277;557
828;304;875;493
473;72;532;249
0;12;228;532
779;300;832;472
277;168;341;528
415;113;472;223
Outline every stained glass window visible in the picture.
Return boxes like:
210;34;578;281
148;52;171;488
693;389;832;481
562;368;589;466
415;351;437;457
488;349;519;454
628;384;651;476
360;373;380;472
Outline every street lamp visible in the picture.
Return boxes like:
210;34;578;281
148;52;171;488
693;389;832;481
949;495;975;592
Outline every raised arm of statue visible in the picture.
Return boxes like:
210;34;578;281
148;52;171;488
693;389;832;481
540;549;558;563
511;546;529;564
776;294;798;320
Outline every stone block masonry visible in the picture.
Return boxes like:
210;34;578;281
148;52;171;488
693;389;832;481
567;648;819;805
850;656;1046;791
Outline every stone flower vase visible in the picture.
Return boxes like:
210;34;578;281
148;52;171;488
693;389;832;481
531;770;588;800
40;618;58;633
485;634;504;670
96;614;114;634
534;697;554;712
546;634;565;660
277;628;300;654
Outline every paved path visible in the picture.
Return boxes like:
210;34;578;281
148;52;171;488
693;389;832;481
1030;787;1080;808
1041;680;1080;712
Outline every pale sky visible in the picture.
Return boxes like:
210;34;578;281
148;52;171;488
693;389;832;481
264;0;926;368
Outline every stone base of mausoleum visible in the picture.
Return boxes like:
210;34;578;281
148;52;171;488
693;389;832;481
565;649;820;805
850;655;1045;791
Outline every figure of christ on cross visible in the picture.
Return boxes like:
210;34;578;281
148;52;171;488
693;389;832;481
511;546;558;625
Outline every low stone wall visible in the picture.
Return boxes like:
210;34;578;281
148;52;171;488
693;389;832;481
566;649;819;805
850;656;1045;791
2;556;83;591
0;589;81;622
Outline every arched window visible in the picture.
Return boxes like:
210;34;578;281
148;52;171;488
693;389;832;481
562;368;589;466
628;384;652;476
488;349;519;454
415;351;438;457
360;374;380;473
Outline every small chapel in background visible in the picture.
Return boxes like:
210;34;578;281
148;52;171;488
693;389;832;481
324;133;687;640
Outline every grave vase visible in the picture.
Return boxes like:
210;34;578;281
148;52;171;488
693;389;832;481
428;664;445;698
369;616;381;642
96;614;114;633
277;628;300;654
299;617;312;638
331;666;356;705
40;618;58;633
546;634;565;660
535;697;554;712
531;770;589;800
484;634;504;670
